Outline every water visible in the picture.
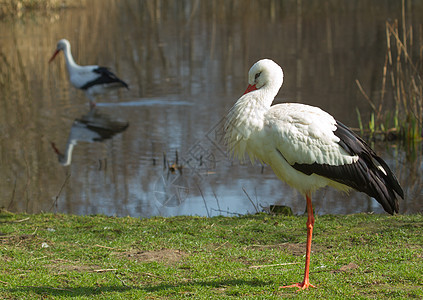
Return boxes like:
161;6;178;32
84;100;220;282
0;0;422;217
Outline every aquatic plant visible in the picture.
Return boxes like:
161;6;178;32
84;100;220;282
356;1;422;143
0;0;83;19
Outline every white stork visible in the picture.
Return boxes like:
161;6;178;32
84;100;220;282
49;39;129;108
224;59;403;289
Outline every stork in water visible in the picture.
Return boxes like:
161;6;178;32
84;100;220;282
49;39;129;108
224;59;403;289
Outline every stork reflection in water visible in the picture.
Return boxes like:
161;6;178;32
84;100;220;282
51;108;129;166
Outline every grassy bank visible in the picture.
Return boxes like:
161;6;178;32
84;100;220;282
0;211;422;299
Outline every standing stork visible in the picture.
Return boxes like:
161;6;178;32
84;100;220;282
49;39;129;108
224;59;403;289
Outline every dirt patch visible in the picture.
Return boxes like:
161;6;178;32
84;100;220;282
46;259;103;273
246;243;326;256
0;234;37;245
282;243;308;256
332;262;359;273
1;254;13;262
118;249;188;264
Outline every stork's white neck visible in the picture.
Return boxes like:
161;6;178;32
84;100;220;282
248;85;279;108
224;59;284;162
228;78;282;134
224;92;273;163
62;43;79;72
58;140;76;166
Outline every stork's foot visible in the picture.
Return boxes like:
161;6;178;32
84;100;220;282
280;281;316;290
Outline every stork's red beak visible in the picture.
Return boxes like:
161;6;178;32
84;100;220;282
50;142;63;155
243;84;257;95
49;49;60;63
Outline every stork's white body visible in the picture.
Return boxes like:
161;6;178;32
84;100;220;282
227;100;358;195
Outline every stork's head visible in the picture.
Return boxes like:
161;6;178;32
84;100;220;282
49;39;71;63
243;59;284;95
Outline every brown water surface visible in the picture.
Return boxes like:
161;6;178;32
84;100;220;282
0;0;421;217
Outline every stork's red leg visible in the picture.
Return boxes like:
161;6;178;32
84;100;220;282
280;193;316;290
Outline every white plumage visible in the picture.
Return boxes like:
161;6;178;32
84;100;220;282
49;39;129;107
227;101;359;194
224;59;403;289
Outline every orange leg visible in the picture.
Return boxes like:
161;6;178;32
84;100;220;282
280;193;316;290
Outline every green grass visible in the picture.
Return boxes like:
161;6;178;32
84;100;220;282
0;211;422;299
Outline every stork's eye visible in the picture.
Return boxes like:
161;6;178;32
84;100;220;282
255;72;261;80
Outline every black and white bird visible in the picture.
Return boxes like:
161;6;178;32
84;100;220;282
49;39;129;108
224;59;403;290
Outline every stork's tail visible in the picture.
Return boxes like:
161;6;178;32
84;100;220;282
335;121;403;215
360;155;402;214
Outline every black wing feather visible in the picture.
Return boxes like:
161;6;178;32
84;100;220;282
81;67;129;90
292;121;403;215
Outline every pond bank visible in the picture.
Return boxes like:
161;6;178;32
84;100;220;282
1;211;422;298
